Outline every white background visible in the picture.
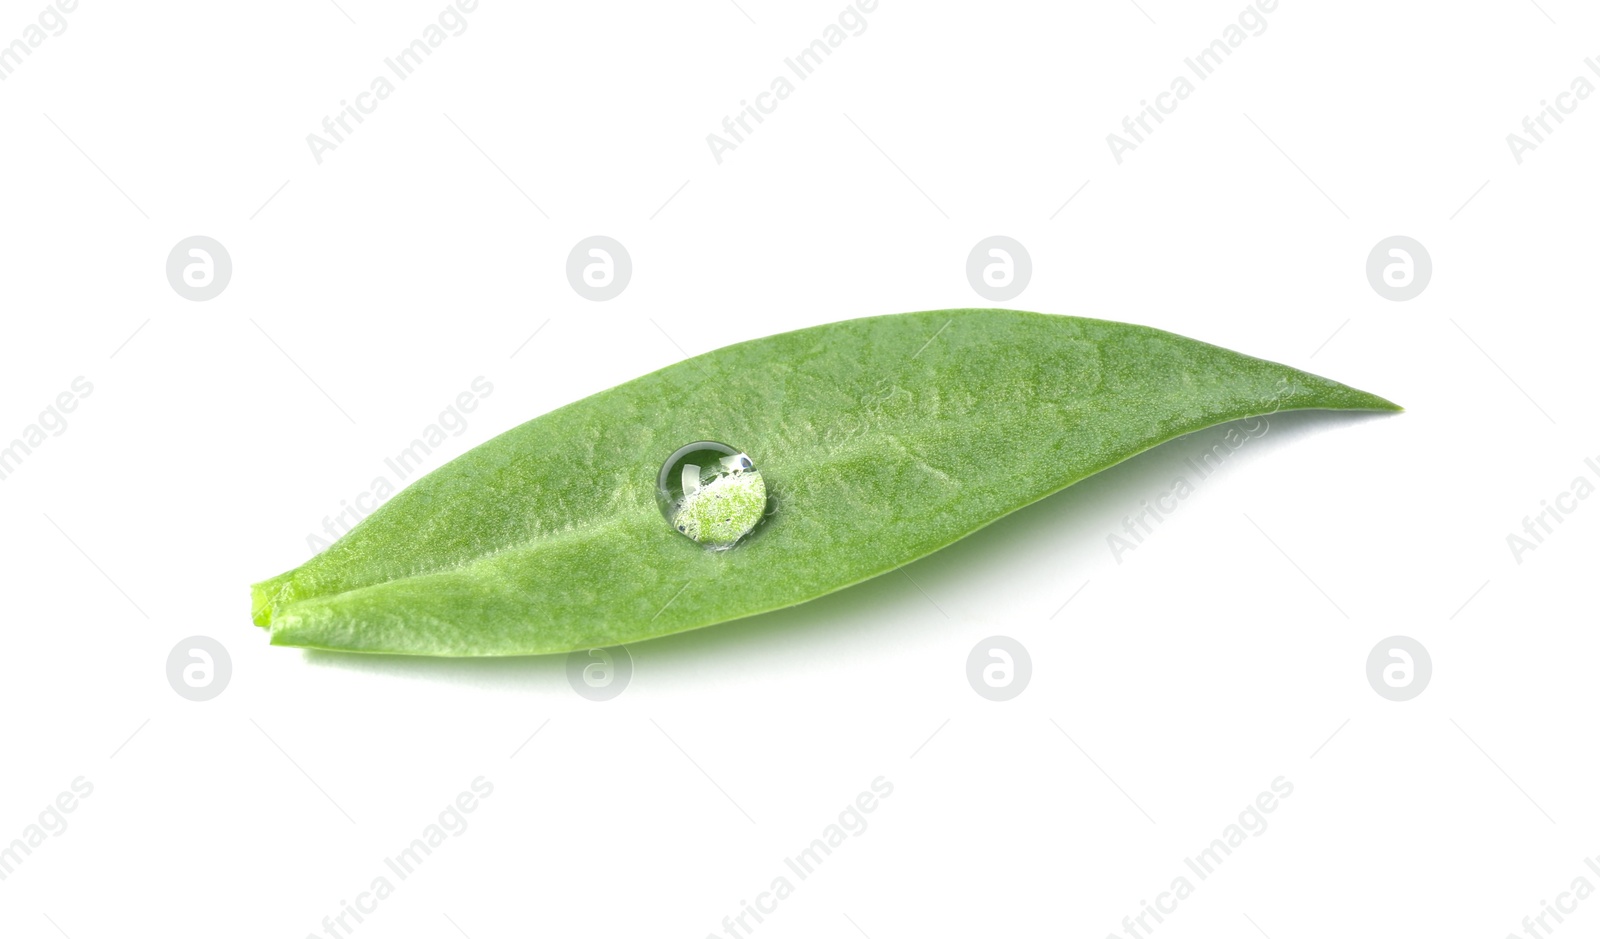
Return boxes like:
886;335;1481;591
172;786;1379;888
1;1;1597;936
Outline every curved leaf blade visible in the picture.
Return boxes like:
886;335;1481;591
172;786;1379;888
252;309;1398;655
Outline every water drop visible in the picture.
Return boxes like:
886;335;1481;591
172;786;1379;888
657;441;766;549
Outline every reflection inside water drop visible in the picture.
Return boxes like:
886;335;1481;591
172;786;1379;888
657;441;766;550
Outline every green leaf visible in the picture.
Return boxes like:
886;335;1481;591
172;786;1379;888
251;309;1398;656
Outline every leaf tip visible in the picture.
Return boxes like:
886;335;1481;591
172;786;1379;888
1356;389;1404;413
250;573;293;628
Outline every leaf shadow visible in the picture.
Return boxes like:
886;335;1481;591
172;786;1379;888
298;408;1394;689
